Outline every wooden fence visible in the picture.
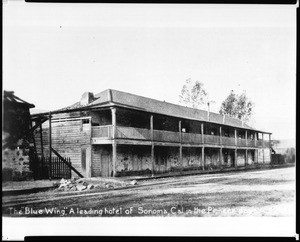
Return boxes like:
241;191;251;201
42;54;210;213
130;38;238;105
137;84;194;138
32;156;72;179
271;154;285;165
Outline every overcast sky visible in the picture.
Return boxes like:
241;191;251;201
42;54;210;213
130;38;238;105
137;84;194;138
3;1;296;140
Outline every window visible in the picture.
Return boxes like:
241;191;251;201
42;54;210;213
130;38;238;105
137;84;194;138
82;119;90;124
81;119;90;131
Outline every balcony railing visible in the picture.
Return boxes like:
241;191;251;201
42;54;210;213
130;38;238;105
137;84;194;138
237;138;247;147
263;140;270;147
181;132;202;144
221;136;236;146
153;130;180;143
116;126;151;140
247;139;255;147
204;134;220;145
257;140;263;147
91;125;267;148
92;125;112;138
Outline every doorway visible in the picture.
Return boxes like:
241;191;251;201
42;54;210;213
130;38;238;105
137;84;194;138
101;153;111;177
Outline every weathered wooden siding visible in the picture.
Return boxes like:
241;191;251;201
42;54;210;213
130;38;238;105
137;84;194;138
34;113;92;177
257;148;271;164
264;148;271;164
258;148;264;164
91;145;111;177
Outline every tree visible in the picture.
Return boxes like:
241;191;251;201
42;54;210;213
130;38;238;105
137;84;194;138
219;90;254;122
179;78;210;109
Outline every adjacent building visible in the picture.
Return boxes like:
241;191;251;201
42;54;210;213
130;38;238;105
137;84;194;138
2;91;35;181
32;89;272;178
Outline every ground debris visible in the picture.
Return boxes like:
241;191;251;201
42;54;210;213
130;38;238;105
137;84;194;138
55;177;132;192
130;180;138;185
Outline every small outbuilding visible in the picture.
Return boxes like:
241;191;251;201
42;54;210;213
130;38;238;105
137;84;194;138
2;91;35;181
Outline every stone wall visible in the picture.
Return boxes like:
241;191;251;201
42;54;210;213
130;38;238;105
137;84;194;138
204;148;221;169
182;147;202;168
116;145;152;175
90;145;270;177
2;147;32;181
154;146;180;172
237;150;246;167
247;150;255;165
222;149;234;168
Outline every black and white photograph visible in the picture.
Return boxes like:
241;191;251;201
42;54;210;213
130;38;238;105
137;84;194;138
2;0;297;239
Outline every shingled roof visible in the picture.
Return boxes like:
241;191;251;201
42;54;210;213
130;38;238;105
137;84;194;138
3;91;35;108
39;89;270;133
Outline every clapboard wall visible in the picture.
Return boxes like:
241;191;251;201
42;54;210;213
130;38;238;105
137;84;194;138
34;111;92;177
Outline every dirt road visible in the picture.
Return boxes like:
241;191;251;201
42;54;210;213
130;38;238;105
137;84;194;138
2;166;295;217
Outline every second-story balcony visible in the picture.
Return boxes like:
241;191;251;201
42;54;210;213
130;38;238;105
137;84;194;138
117;126;151;140
92;125;112;138
91;125;270;148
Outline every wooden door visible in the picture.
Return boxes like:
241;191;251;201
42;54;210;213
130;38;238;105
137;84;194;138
101;154;110;177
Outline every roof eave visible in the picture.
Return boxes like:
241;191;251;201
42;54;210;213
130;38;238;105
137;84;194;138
31;100;272;134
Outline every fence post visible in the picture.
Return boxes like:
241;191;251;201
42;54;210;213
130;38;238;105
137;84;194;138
60;157;62;178
69;159;72;179
48;156;51;179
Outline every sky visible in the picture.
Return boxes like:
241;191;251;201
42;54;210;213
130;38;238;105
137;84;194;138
3;1;296;141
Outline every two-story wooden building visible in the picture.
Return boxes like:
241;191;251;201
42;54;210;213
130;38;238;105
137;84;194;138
32;89;272;178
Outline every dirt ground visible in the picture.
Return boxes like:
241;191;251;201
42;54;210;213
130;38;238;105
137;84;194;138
2;166;295;217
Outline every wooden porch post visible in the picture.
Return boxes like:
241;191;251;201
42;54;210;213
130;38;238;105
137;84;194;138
39;123;44;158
111;107;117;177
202;146;205;170
245;130;248;147
245;149;248;167
234;129;237;168
234;149;237;168
179;146;183;173
219;126;222;145
219;148;223;169
48;112;52;180
150;115;154;176
262;133;265;164
201;123;205;170
234;129;237;146
151;144;155;176
179;120;182;173
269;133;272;162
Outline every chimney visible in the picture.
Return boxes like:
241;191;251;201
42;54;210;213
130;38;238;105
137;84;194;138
107;89;112;102
80;92;94;106
223;114;225;124
207;102;210;121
